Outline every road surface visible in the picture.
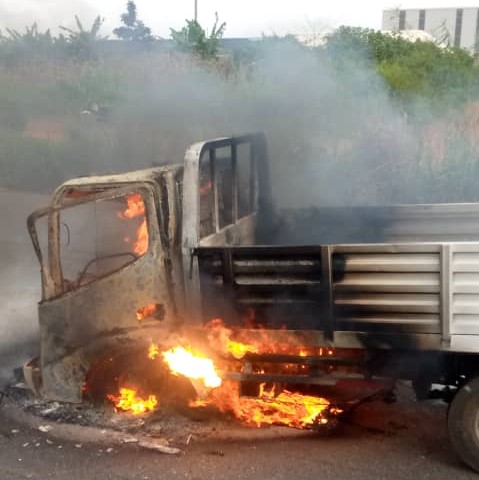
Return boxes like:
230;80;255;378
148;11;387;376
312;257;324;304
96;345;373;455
0;392;477;480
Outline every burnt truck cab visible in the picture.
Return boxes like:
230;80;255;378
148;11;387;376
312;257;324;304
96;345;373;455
27;166;183;402
26;134;269;402
28;133;479;472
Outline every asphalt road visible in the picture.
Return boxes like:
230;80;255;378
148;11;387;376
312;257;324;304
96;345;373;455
0;190;478;479
0;393;478;480
0;189;46;387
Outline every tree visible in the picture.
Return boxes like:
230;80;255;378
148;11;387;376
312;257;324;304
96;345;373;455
0;23;59;61
60;15;107;60
113;1;154;42
171;12;226;59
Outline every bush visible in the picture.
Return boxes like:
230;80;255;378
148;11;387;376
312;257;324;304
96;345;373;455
325;27;479;108
171;13;226;59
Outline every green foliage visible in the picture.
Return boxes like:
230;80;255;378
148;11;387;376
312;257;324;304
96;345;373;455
56;70;122;109
229;35;305;68
171;13;226;59
0;16;109;63
59;15;107;60
325;26;479;107
0;23;54;47
113;1;154;42
0;23;66;63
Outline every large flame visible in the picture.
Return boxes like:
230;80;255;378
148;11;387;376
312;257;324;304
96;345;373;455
205;318;333;359
122;194;148;256
107;387;158;415
190;382;339;429
162;346;222;389
236;388;335;429
109;320;341;429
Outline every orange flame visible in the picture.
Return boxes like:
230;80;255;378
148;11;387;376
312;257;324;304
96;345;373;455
137;303;157;321
133;219;148;256
122;194;145;219
148;342;160;360
191;382;339;429
162;346;222;388
205;318;333;359
110;319;342;429
107;388;158;415
205;318;258;359
234;385;334;428
122;194;148;256
227;339;259;359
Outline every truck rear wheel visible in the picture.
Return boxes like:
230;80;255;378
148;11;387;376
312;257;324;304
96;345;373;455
447;377;479;472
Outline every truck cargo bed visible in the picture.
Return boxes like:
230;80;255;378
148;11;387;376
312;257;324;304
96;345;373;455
196;242;479;353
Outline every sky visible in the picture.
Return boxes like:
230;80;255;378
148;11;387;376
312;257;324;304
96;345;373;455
2;1;479;37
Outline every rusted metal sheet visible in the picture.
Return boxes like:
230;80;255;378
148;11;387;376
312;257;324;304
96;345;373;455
38;254;174;402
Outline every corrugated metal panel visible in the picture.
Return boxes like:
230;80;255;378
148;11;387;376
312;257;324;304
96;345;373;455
336;273;439;293
335;293;439;312
197;247;324;329
376;204;479;242
278;204;479;244
340;314;438;326
454;273;479;293
452;248;479;334
196;244;479;340
339;253;439;272
333;249;442;333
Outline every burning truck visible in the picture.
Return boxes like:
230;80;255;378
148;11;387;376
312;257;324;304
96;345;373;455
26;133;479;471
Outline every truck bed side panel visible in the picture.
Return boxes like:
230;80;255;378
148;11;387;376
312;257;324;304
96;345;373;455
195;243;479;351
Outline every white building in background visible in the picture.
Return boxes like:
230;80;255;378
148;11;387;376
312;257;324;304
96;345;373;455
382;7;479;52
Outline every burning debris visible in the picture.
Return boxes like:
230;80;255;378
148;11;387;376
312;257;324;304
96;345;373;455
61;186;345;431
222;385;339;429
103;319;344;431
188;382;341;430
107;388;158;415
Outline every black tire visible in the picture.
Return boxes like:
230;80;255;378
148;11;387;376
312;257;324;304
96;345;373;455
447;377;479;473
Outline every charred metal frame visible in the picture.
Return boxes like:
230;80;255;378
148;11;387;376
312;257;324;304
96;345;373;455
27;168;184;402
29;184;159;300
193;244;451;347
182;133;272;323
